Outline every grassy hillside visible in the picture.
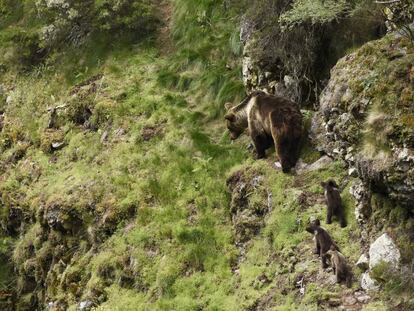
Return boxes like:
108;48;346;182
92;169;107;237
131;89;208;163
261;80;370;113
0;0;412;310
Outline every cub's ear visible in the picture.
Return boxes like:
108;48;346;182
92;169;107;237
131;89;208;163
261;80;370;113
320;181;326;188
224;102;233;111
329;180;338;188
225;113;236;122
313;219;321;226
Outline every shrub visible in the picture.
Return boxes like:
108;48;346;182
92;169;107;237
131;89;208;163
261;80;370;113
0;0;159;68
94;0;158;33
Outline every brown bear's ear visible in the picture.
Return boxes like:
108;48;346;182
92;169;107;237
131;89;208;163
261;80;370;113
225;113;236;122
224;102;233;111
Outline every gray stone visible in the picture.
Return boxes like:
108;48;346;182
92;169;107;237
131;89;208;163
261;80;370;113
51;141;65;150
100;130;109;143
360;272;379;291
79;300;94;311
356;254;369;271
369;233;401;269
343;296;357;305
299;155;333;173
6;95;12;105
348;167;357;177
354;291;371;303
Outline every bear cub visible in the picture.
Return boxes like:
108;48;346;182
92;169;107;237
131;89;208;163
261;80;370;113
326;246;353;288
321;179;346;227
225;91;303;173
306;219;338;269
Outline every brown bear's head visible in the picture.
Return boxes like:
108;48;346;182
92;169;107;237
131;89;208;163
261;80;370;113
224;102;245;140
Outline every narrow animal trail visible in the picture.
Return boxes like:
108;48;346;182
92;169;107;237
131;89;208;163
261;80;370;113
156;0;174;55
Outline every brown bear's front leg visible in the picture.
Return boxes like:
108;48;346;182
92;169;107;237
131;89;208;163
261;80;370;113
251;132;267;159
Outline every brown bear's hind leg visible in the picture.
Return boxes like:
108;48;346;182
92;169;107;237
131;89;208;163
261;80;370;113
336;206;347;228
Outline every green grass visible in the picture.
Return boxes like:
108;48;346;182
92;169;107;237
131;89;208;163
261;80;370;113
0;1;411;310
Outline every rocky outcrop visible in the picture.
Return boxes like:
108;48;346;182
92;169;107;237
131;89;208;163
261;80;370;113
312;34;414;212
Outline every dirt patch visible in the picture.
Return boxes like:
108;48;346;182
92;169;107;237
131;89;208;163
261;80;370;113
69;74;104;98
141;124;164;141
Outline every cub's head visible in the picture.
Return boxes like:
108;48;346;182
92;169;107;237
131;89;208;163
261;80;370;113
326;245;338;257
321;179;339;189
224;102;244;140
305;218;321;234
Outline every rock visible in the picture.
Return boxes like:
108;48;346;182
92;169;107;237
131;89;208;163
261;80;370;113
354;291;371;303
78;300;94;311
348;167;357;177
356;254;369;271
360;272;379;291
343;296;357;305
298;155;333;173
240;15;255;45
51;141;65;150
100;130;108;143
6;95;12;105
274;161;282;169
294;158;308;172
349;181;371;224
369;233;401;269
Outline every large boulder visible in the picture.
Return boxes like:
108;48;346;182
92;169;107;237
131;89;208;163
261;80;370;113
312;34;414;211
369;233;401;270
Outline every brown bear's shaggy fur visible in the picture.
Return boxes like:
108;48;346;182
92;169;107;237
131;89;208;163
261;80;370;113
225;91;303;173
326;246;353;287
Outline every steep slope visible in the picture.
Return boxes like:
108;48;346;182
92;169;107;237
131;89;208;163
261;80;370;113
0;1;413;310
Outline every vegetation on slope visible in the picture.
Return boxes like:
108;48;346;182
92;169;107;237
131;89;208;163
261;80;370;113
0;0;412;310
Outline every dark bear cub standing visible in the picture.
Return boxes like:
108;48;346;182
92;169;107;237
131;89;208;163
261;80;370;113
326;245;353;288
321;179;347;227
224;91;303;173
306;219;338;269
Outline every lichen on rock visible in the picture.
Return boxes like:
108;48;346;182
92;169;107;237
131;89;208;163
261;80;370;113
312;33;414;211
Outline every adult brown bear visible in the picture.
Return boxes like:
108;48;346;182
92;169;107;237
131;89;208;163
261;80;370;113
225;91;303;173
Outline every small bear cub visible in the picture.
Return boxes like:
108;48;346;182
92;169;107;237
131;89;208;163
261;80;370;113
326;245;353;288
321;179;347;227
305;219;339;269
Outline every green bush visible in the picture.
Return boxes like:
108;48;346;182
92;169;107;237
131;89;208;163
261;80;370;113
94;0;158;33
0;0;159;68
